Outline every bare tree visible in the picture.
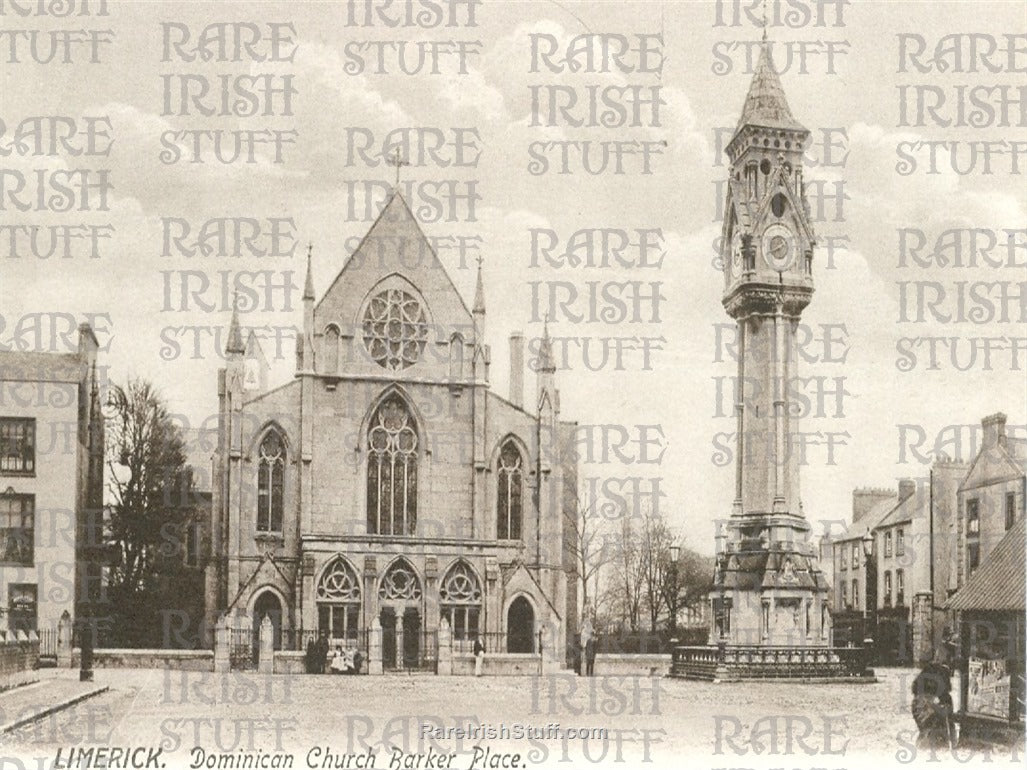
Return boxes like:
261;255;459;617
608;514;645;633
563;495;597;621
640;506;674;631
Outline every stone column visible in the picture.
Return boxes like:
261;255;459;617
57;610;73;668
258;615;274;674
911;592;933;666
368;617;383;675
437;618;453;675
214;614;231;673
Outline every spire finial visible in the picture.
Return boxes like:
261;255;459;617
226;290;245;355
473;254;486;314
303;242;315;301
387;148;410;187
761;0;768;43
539;313;555;372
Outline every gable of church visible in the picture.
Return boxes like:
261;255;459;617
313;192;475;381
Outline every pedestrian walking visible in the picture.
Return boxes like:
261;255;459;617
473;636;485;676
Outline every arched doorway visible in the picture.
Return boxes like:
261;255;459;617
507;596;535;653
378;559;424;669
252;590;283;663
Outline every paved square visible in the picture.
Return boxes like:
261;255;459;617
1;669;1020;769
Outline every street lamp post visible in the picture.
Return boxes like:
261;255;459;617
861;530;877;666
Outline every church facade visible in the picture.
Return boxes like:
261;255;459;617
204;191;578;668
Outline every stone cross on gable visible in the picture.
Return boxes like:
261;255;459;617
386;148;410;186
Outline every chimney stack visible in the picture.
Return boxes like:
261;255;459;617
852;488;894;523
509;332;524;408
981;412;1007;450
898;479;916;502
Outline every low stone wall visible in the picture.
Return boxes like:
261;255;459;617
0;638;39;692
274;651;305;675
453;653;540;676
71;648;214;671
593;653;671;677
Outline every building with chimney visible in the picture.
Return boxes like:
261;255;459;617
205;190;578;668
0;324;104;634
832;458;967;664
955;413;1026;589
946;412;1025;744
705;37;833;649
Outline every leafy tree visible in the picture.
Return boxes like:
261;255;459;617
104;379;191;646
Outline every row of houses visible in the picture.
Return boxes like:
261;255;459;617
824;412;1025;742
825;413;1023;663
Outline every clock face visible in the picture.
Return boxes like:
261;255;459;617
762;224;795;271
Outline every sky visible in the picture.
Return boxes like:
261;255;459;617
1;0;1024;554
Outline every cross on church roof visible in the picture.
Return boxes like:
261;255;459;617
386;148;410;186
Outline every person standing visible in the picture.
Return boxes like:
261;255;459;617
585;634;597;677
911;656;954;750
473;636;485;677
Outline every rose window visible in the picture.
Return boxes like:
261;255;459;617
362;289;428;370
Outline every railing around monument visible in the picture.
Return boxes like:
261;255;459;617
671;644;871;680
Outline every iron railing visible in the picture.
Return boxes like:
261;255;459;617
671;644;872;679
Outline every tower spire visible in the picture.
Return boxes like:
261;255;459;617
734;25;803;136
226;291;245;355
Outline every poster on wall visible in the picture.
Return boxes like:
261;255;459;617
967;657;1011;720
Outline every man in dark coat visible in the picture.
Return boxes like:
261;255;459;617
911;658;954;750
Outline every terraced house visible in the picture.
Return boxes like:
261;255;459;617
0;324;104;635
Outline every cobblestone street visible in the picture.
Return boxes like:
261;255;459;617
1;668;1021;769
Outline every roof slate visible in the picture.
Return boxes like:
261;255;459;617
947;517;1025;612
0;351;87;383
735;42;806;134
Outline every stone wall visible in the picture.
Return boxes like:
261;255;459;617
452;653;540;676
593;654;671;677
71;648;214;671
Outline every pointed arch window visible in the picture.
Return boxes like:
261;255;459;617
317;557;361;641
497;440;523;540
324;325;340;374
440;561;481;647
367;396;418;536
257;430;285;533
449;333;465;381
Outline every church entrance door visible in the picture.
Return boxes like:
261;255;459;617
507;596;535;653
252;591;283;665
381;606;425;670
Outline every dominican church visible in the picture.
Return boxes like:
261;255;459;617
204;190;578;668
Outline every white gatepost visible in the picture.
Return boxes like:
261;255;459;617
214;614;231;673
437;618;453;675
540;624;558;674
258;616;274;674
57;610;73;668
368;617;383;675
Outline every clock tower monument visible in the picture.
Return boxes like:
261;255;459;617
710;38;832;648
